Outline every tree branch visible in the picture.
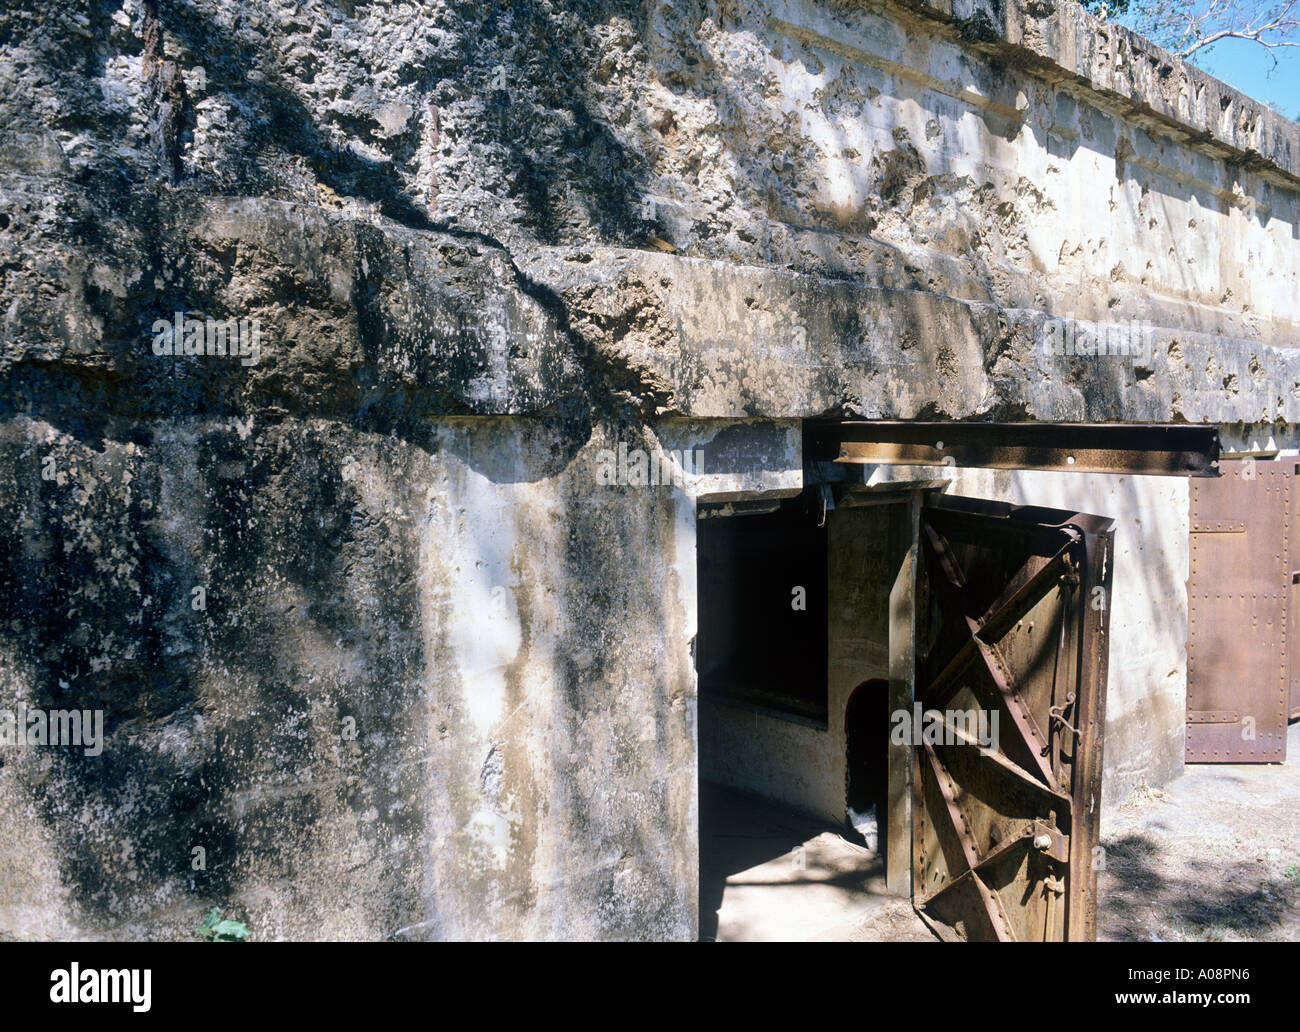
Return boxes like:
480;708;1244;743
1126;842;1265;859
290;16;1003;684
1134;1;1300;63
1180;25;1300;59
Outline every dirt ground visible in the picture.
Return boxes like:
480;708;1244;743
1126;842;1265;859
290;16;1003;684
1097;721;1300;942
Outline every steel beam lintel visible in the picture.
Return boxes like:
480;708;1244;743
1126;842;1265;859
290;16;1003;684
806;422;1221;477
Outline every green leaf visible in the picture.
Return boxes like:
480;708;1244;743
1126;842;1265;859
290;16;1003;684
211;920;250;941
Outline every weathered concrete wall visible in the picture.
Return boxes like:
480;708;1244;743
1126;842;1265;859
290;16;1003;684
0;414;704;940
702;701;839;820
0;0;1292;938
2;0;1296;429
0;408;804;940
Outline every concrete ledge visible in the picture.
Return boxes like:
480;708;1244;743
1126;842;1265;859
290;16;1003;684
884;0;1300;185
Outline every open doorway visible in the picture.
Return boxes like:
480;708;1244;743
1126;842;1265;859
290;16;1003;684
695;489;923;941
845;679;890;853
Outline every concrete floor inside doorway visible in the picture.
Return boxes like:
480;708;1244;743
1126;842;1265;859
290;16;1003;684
698;782;934;942
700;721;1300;942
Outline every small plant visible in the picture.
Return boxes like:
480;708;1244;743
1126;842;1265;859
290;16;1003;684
197;908;250;942
1285;862;1300;886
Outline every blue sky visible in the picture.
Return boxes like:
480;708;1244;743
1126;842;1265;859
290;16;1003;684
1194;36;1299;118
1102;3;1299;118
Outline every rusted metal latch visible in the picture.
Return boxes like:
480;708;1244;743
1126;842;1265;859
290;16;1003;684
1027;820;1069;863
1049;691;1081;741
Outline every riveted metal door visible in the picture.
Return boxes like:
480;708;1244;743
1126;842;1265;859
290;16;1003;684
1188;460;1291;762
913;495;1114;942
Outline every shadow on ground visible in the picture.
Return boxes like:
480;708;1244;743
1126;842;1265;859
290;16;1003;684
698;781;933;942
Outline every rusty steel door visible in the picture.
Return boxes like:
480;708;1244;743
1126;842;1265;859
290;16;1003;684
1188;460;1291;762
913;495;1114;942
